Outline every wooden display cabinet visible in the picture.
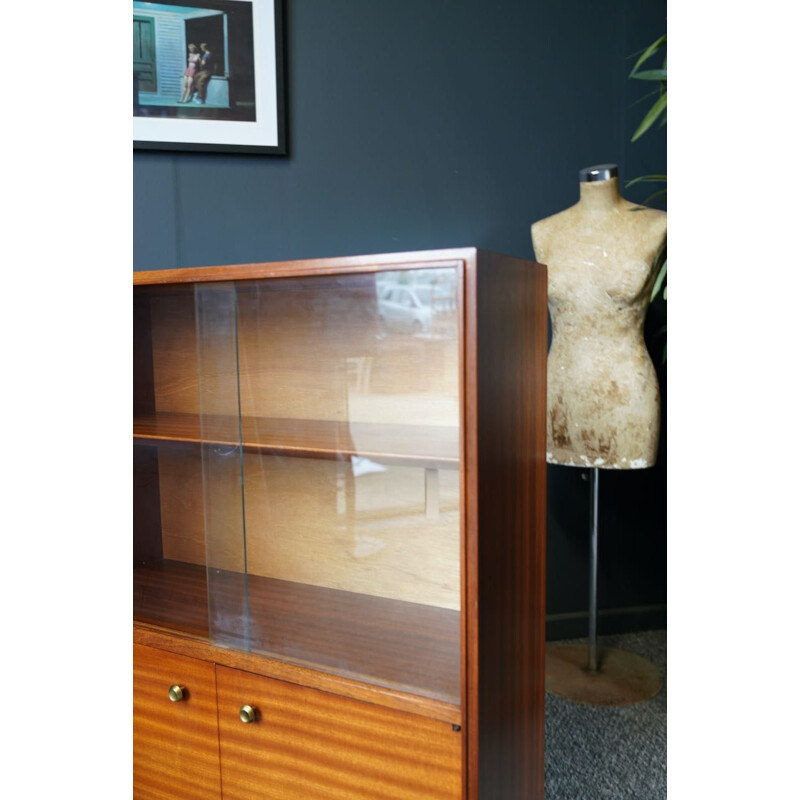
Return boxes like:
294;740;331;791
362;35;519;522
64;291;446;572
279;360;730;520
133;248;548;799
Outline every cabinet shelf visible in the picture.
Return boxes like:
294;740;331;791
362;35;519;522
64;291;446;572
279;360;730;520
134;559;460;705
134;412;459;468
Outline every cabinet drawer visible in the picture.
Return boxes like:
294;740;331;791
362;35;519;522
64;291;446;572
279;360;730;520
133;645;222;800
216;665;462;800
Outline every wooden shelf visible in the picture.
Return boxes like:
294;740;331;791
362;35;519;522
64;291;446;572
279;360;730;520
134;559;461;705
133;412;459;468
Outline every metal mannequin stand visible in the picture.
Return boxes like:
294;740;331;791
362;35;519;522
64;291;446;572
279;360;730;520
544;468;663;706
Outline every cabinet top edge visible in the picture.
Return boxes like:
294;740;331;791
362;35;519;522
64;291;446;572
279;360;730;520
133;248;542;285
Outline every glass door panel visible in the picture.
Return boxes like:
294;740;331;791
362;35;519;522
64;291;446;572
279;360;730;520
134;284;212;639
135;264;463;705
232;266;462;703
194;281;250;651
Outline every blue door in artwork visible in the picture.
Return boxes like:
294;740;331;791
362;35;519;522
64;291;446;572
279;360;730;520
133;16;156;92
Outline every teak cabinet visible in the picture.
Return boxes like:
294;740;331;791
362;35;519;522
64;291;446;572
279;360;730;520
133;248;548;799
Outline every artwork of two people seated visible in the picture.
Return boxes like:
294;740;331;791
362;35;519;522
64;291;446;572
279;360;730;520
180;42;215;105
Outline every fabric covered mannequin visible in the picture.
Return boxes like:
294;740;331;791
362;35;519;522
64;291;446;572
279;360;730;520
531;164;666;469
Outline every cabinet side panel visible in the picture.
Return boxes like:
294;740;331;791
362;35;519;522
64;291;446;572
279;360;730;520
133;644;222;800
134;291;157;416
473;254;547;799
216;666;462;800
134;446;163;564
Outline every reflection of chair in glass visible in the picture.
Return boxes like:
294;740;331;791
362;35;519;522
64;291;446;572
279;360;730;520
346;355;373;394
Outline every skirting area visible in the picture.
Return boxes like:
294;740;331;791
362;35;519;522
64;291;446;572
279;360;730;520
545;629;667;799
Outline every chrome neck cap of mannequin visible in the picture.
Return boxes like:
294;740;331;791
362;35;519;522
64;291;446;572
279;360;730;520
579;164;618;183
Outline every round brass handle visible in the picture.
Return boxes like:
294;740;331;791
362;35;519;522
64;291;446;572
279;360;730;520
239;704;257;724
168;685;185;703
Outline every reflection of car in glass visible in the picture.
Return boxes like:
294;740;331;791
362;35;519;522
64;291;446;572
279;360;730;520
376;281;395;300
377;285;432;333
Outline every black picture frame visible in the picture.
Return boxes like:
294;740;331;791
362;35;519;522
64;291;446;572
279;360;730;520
133;0;286;155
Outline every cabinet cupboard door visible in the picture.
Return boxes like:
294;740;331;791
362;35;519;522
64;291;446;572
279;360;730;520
216;666;462;800
133;645;222;800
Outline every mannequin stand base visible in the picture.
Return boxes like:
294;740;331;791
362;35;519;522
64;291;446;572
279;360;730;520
545;644;662;706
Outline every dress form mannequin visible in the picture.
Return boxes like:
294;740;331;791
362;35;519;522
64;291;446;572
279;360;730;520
531;164;666;469
532;164;666;704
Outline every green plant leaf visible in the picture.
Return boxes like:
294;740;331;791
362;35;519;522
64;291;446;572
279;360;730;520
625;174;667;187
629;34;667;76
632;92;667;141
630;31;666;356
629;87;662;110
641;188;667;206
631;69;667;81
650;260;667;302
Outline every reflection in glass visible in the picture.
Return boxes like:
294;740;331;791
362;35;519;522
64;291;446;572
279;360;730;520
232;267;462;701
133;266;463;704
195;282;251;651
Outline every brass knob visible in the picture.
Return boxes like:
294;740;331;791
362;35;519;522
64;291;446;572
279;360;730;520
239;704;257;724
168;685;185;702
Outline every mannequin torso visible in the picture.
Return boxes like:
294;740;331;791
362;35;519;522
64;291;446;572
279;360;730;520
531;167;666;469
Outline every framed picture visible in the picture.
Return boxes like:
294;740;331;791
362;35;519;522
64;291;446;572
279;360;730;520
133;0;286;154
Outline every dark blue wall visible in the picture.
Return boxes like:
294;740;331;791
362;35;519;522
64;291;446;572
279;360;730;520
134;0;667;637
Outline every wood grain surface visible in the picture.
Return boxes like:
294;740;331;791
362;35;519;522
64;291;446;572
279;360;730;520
133;249;469;285
134;413;459;467
133;249;546;799
215;666;462;800
134;559;460;704
465;252;548;799
134;625;461;726
133;644;221;800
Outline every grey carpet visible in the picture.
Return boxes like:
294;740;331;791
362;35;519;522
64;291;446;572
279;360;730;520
545;629;667;799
